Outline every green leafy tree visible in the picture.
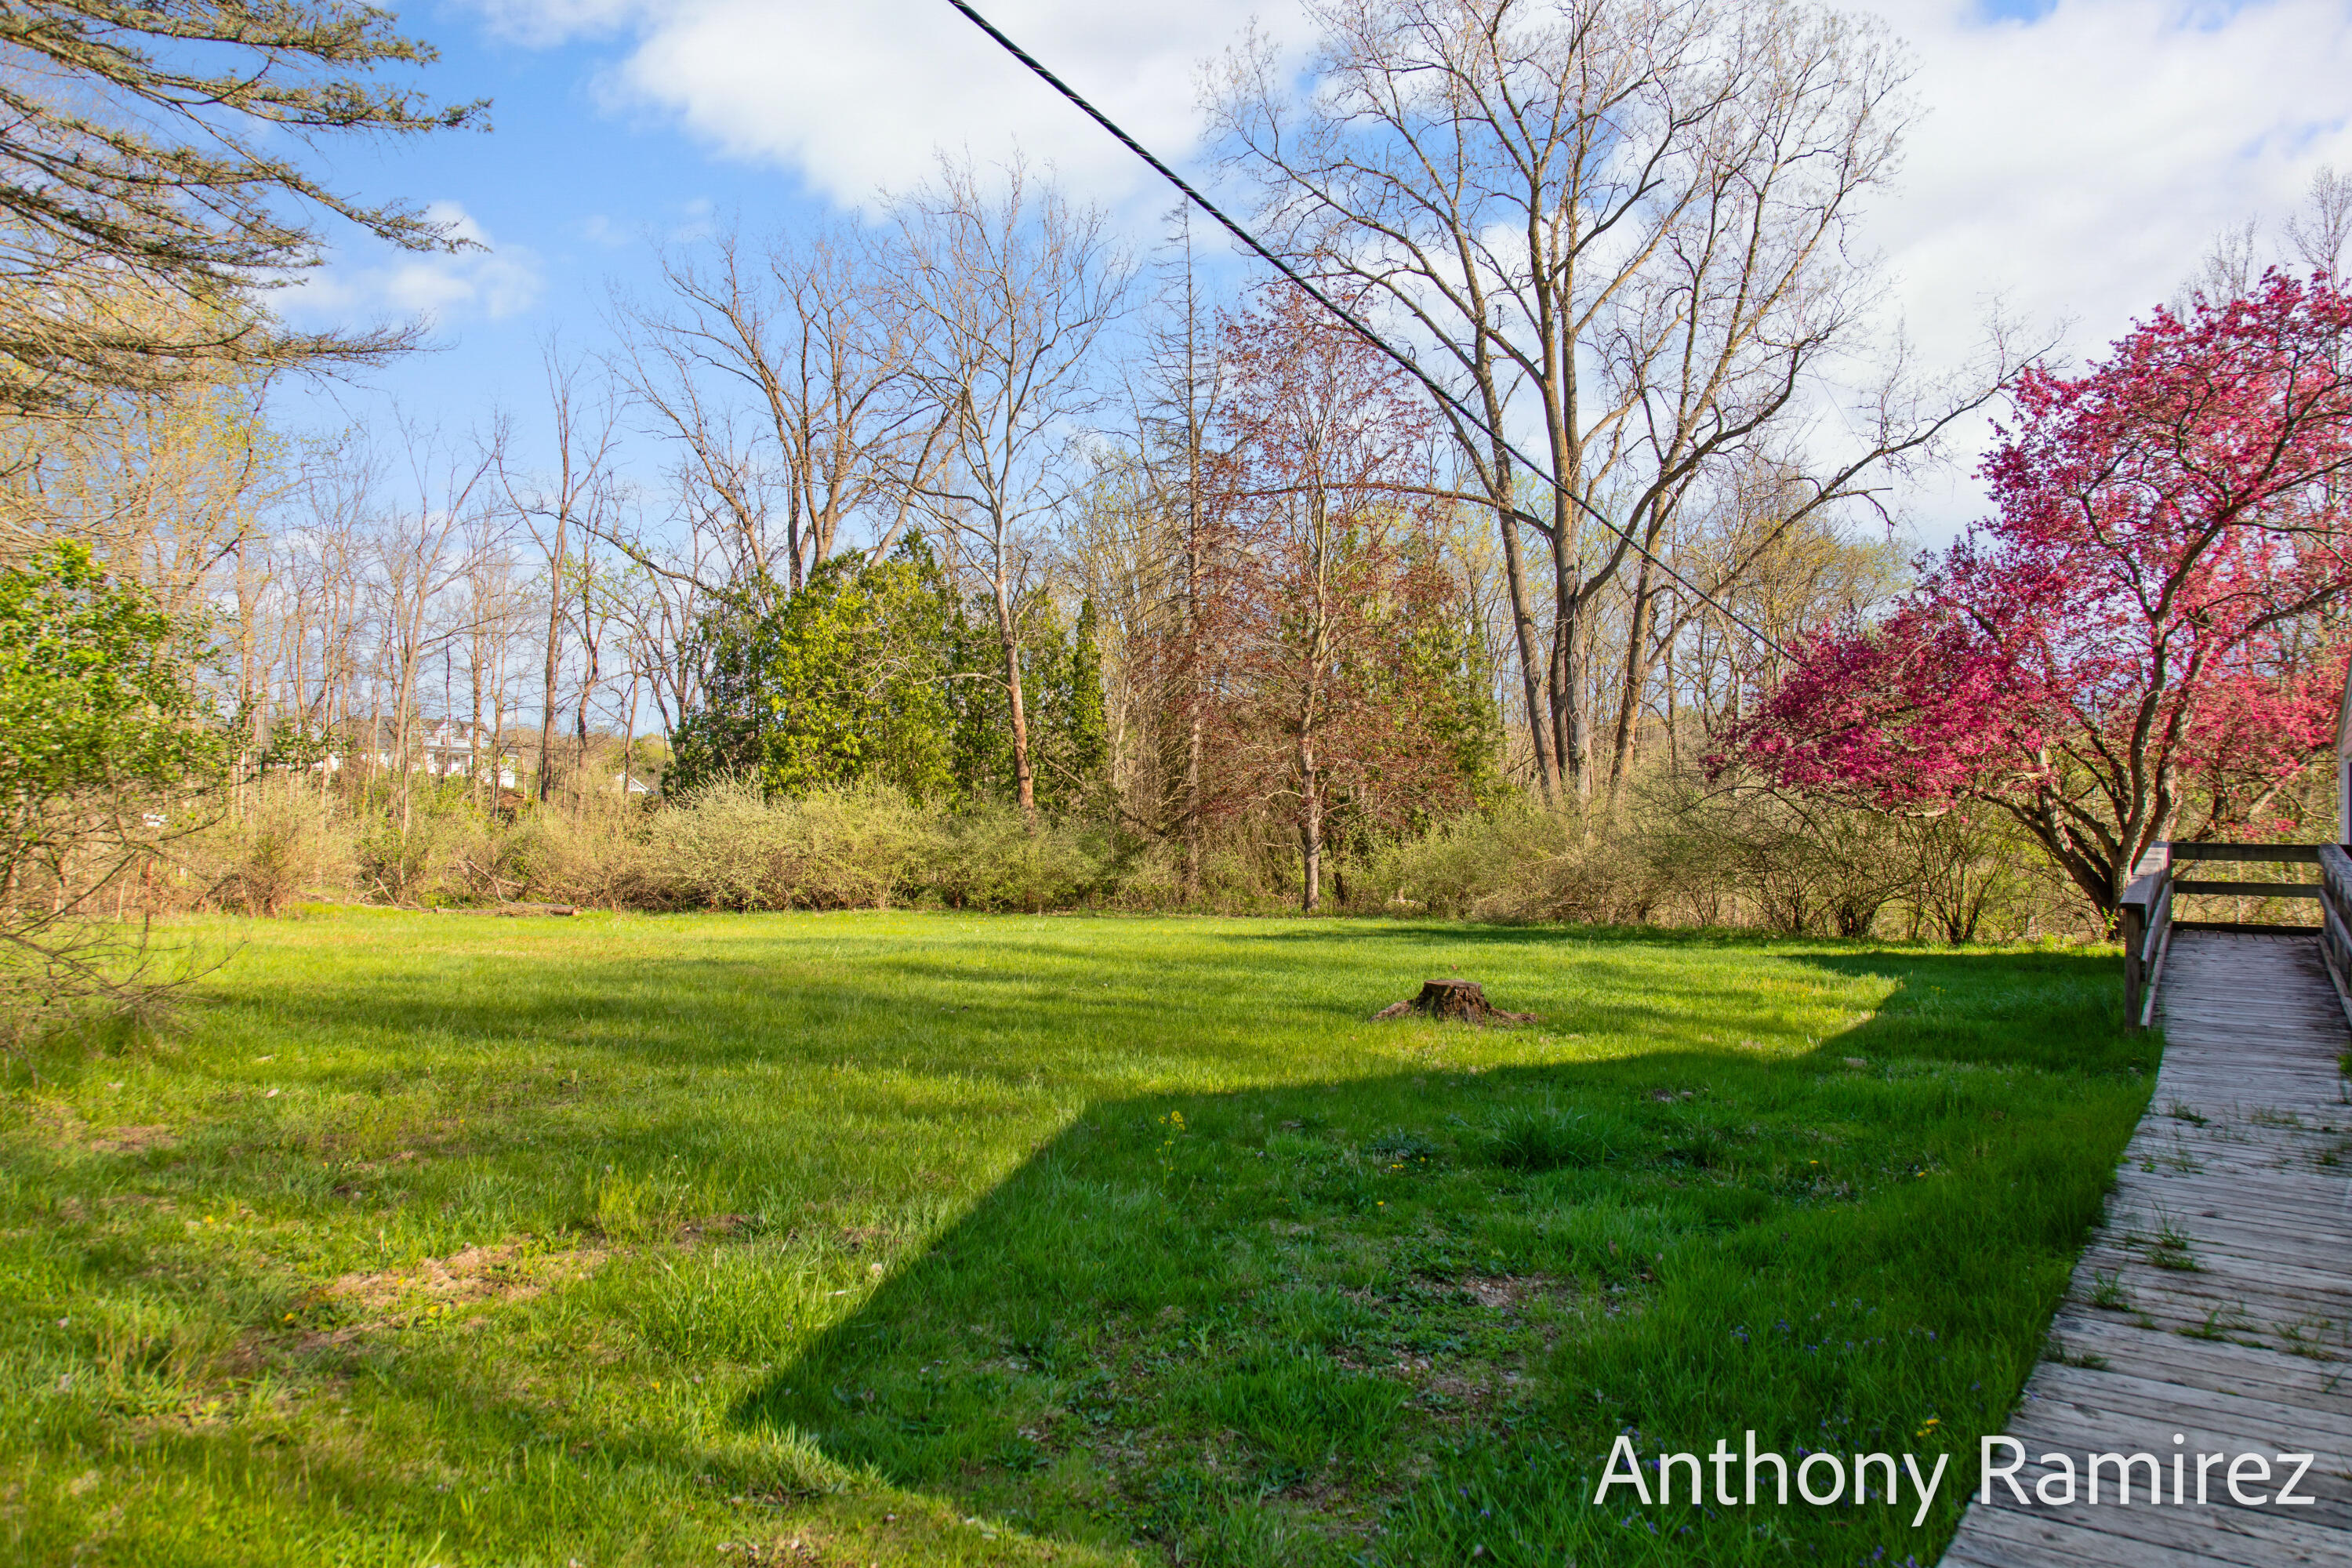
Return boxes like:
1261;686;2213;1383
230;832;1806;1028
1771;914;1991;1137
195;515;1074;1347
1064;597;1110;787
669;539;957;801
1398;595;1504;815
0;542;222;1034
950;594;1112;815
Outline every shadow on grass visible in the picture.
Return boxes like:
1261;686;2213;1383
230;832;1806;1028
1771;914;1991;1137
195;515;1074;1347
727;943;2148;1568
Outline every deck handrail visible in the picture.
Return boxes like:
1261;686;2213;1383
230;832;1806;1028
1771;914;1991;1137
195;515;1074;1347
2318;844;2352;1016
2118;846;2172;1031
2122;840;2352;1029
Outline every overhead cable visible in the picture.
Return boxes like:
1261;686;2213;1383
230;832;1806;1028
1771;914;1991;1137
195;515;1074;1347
938;0;1789;654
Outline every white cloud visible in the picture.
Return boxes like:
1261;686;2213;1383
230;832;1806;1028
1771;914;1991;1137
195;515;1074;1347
476;0;2352;531
477;0;2352;334
281;201;544;327
1860;0;2352;365
473;0;1299;210
1828;0;2352;532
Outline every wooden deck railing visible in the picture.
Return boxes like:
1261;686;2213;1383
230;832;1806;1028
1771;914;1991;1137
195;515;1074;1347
2117;847;2174;1031
2119;841;2351;1029
2320;843;2352;1014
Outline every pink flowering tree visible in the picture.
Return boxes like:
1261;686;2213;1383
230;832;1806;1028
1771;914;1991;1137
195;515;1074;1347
1724;274;2352;917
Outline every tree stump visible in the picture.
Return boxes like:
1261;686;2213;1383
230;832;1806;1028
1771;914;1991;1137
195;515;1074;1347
1370;978;1536;1025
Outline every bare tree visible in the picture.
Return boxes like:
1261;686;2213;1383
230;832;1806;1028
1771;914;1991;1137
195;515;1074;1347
2190;217;2264;304
375;419;493;836
1210;0;2009;805
2286;165;2352;277
1098;209;1240;891
891;156;1133;826
454;504;529;809
611;225;947;596
498;350;620;804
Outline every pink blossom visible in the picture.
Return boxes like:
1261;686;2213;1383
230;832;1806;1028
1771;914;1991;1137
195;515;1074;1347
1724;274;2352;911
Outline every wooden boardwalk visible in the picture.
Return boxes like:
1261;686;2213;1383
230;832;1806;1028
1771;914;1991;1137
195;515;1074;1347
1941;931;2352;1566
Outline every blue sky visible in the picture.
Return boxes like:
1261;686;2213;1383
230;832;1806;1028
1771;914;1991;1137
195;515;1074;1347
274;4;826;438
275;0;2352;532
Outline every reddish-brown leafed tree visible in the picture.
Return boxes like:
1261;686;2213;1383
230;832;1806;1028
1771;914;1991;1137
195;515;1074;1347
1207;288;1473;910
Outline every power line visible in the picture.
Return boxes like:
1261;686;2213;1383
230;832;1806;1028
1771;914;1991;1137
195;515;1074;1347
938;0;1788;655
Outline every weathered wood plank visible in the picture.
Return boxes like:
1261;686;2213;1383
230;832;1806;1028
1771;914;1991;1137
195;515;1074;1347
1965;1491;2352;1567
1939;931;2352;1566
2169;844;2325;863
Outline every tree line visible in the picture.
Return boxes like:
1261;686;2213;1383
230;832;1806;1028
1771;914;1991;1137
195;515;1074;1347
9;0;2352;1040
200;0;1999;914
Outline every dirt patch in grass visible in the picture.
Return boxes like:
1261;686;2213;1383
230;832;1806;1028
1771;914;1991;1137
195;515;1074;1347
1453;1272;1559;1312
26;1098;178;1157
88;1124;177;1155
300;1240;606;1345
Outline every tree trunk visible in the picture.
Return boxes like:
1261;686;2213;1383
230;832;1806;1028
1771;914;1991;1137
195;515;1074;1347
996;575;1037;829
1473;334;1557;805
468;641;487;814
1606;556;1660;810
1371;978;1536;1024
537;509;567;806
1182;645;1204;899
1297;729;1321;913
1181;417;1206;902
1551;534;1589;802
1496;499;1556;805
575;559;598;822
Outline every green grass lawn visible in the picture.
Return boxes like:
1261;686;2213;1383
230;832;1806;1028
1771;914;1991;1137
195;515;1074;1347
0;910;2154;1567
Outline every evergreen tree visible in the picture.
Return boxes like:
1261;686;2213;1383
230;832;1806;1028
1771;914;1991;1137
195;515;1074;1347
0;1;487;416
1062;598;1109;796
669;538;957;800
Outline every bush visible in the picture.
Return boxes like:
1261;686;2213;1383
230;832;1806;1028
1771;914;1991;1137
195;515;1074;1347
353;804;460;907
932;806;1111;912
645;777;935;910
450;809;648;909
1351;798;1657;924
189;780;351;916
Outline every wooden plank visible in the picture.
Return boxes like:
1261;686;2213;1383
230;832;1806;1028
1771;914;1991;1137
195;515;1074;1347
2045;1319;2350;1408
1944;927;2352;1567
2143;918;2174;1027
2074;1243;2352;1295
1963;1491;2352;1567
2172;881;2323;898
1976;1495;2352;1568
2027;1361;2352;1443
2170;844;2325;863
1958;1501;2345;1568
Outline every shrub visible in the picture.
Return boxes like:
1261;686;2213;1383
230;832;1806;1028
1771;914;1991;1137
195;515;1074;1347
354;806;459;907
932;806;1110;912
1352;798;1657;924
446;809;646;909
191;779;351;916
645;778;935;910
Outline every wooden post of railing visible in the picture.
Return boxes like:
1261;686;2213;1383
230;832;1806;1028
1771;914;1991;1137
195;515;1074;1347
2119;843;2173;1031
2120;896;2147;1029
2318;843;2352;1029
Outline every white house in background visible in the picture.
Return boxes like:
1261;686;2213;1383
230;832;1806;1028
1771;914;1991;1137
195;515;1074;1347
421;720;521;789
287;722;519;790
610;771;652;797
